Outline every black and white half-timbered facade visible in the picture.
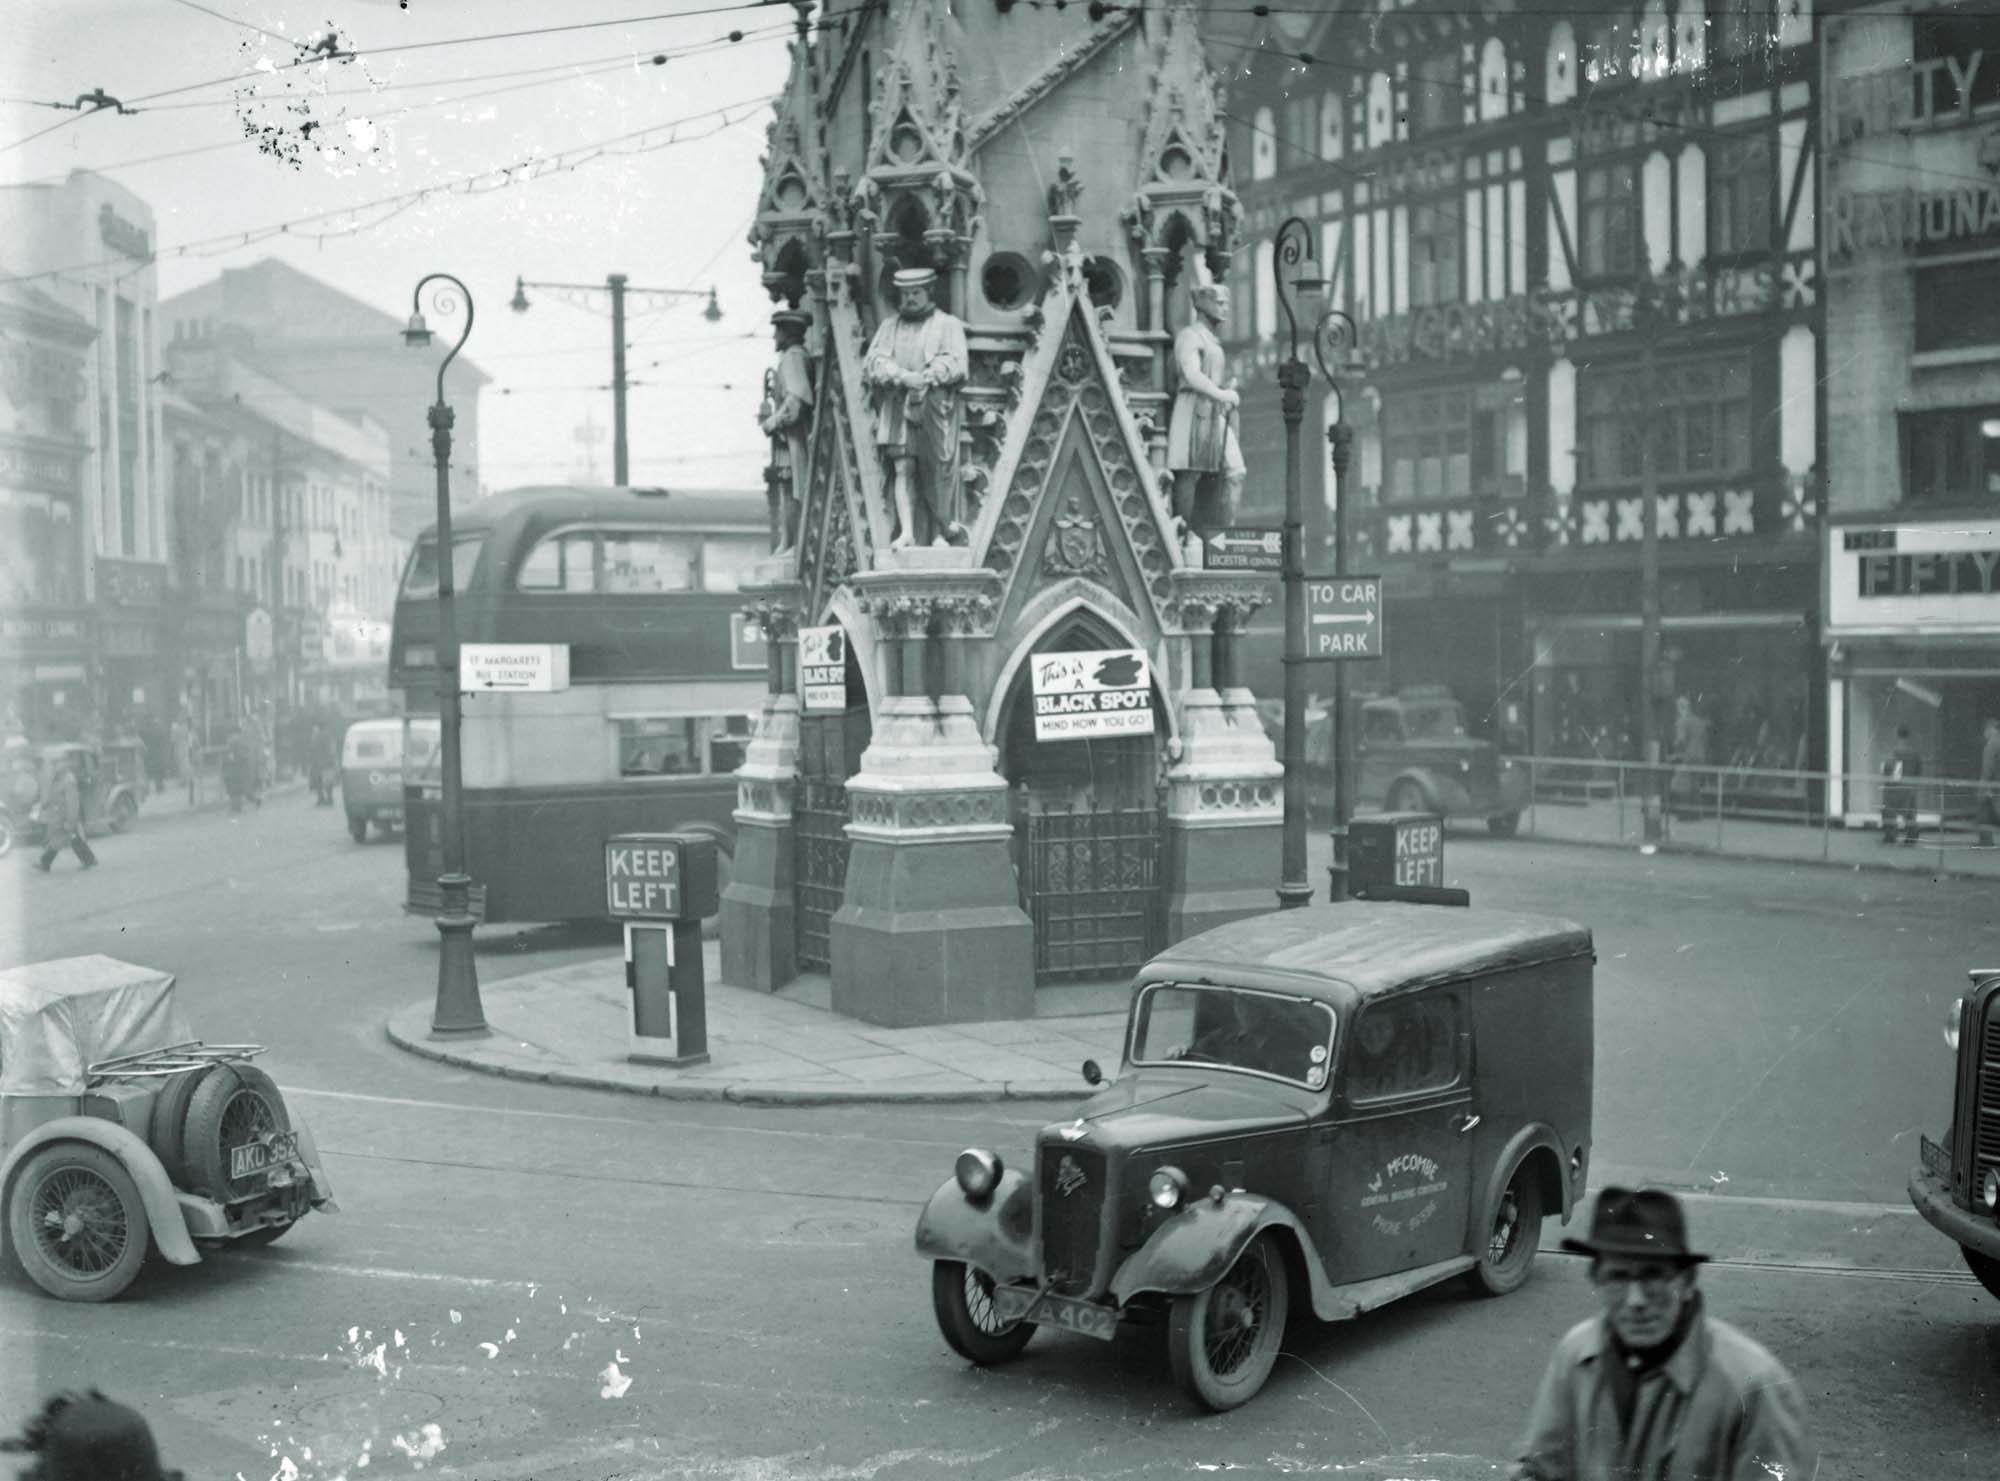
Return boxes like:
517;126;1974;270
1218;1;1825;782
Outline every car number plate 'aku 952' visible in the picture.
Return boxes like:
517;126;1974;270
992;1285;1119;1340
231;1132;298;1181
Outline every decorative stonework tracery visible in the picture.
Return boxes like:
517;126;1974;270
983;315;1175;619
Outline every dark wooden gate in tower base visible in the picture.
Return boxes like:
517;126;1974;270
1021;803;1164;985
794;705;868;974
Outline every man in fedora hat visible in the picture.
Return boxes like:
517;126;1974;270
2;1390;183;1481
1509;1187;1812;1481
863;264;969;550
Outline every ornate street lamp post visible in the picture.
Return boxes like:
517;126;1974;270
1314;311;1361;900
401;273;487;1039
510;275;722;486
1272;217;1329;911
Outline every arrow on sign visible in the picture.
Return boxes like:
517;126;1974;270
1209;530;1281;553
1311;610;1376;625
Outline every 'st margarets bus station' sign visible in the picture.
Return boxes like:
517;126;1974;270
1031;648;1154;742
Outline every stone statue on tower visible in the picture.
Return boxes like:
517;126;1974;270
1165;266;1245;540
863;266;969;548
757;308;814;554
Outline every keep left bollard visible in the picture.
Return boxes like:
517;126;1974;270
605;832;720;1067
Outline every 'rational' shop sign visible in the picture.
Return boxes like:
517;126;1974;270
1031;648;1154;742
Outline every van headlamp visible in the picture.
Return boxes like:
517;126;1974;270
1983;1167;1999;1214
954;1148;1002;1202
1148;1165;1190;1211
1946;996;1965;1052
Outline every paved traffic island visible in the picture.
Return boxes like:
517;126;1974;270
386;943;1125;1105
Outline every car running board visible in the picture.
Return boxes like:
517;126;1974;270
1313;1256;1477;1323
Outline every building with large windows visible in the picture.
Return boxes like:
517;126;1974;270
1217;2;1825;793
0;169;175;737
1821;0;2000;820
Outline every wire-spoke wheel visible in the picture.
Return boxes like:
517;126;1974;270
7;1144;150;1302
1168;1234;1290;1411
1465;1165;1544;1297
931;1260;1034;1364
181;1064;291;1204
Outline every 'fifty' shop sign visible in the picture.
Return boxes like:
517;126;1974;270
1828;524;2000;633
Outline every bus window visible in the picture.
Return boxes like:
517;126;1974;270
602;532;694;594
516;531;595;592
707;714;754;773
618;717;703;776
701;535;766;593
401;534;485;598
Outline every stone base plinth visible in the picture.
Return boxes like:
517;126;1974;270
720;814;796;990
1160;686;1285;942
1163;815;1283;942
720;690;800;992
831;833;1034;1027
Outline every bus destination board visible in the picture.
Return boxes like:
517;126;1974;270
1031;648;1154;742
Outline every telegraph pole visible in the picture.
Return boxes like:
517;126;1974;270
609;273;628;487
1638;327;1663;849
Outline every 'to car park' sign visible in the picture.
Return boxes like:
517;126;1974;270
1306;576;1385;659
799;625;846;713
1031;648;1154;742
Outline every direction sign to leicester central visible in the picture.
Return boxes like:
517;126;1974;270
1203;526;1282;572
1031;648;1154;742
1305;576;1384;659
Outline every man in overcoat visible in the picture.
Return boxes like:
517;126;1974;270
1508;1187;1812;1481
32;752;96;872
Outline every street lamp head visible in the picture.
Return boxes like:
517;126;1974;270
1310;307;1361;384
510;275;530;314
702;286;723;323
401;314;433;348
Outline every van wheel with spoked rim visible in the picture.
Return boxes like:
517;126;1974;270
6;1143;150;1301
1465;1165;1543;1297
931;1260;1034;1364
1167;1233;1290;1411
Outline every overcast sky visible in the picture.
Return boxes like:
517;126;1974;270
2;0;794;494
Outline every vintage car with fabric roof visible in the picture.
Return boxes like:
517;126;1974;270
0;956;336;1301
916;900;1595;1410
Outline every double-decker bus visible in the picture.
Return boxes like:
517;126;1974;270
390;485;768;924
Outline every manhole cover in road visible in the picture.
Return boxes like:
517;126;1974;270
726;1210;883;1246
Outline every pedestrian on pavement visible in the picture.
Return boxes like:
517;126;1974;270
32;752;96;872
1;1388;185;1481
222;725;255;816
309;718;338;806
1880;724;1923;846
1507;1186;1813;1481
1980;716;2000;847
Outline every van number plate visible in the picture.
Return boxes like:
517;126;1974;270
232;1132;298;1180
991;1285;1118;1341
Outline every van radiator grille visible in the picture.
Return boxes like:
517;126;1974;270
1038;1146;1105;1297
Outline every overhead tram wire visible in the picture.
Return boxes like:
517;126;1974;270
0;92;779;288
165;0;295;46
115;0;872;111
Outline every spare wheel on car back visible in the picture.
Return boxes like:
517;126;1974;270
147;1066;210;1184
179;1064;291;1204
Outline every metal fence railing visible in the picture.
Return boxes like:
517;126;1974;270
1501;754;1999;871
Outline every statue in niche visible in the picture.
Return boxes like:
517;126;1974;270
1165;273;1245;542
757;308;814;554
863;266;970;548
